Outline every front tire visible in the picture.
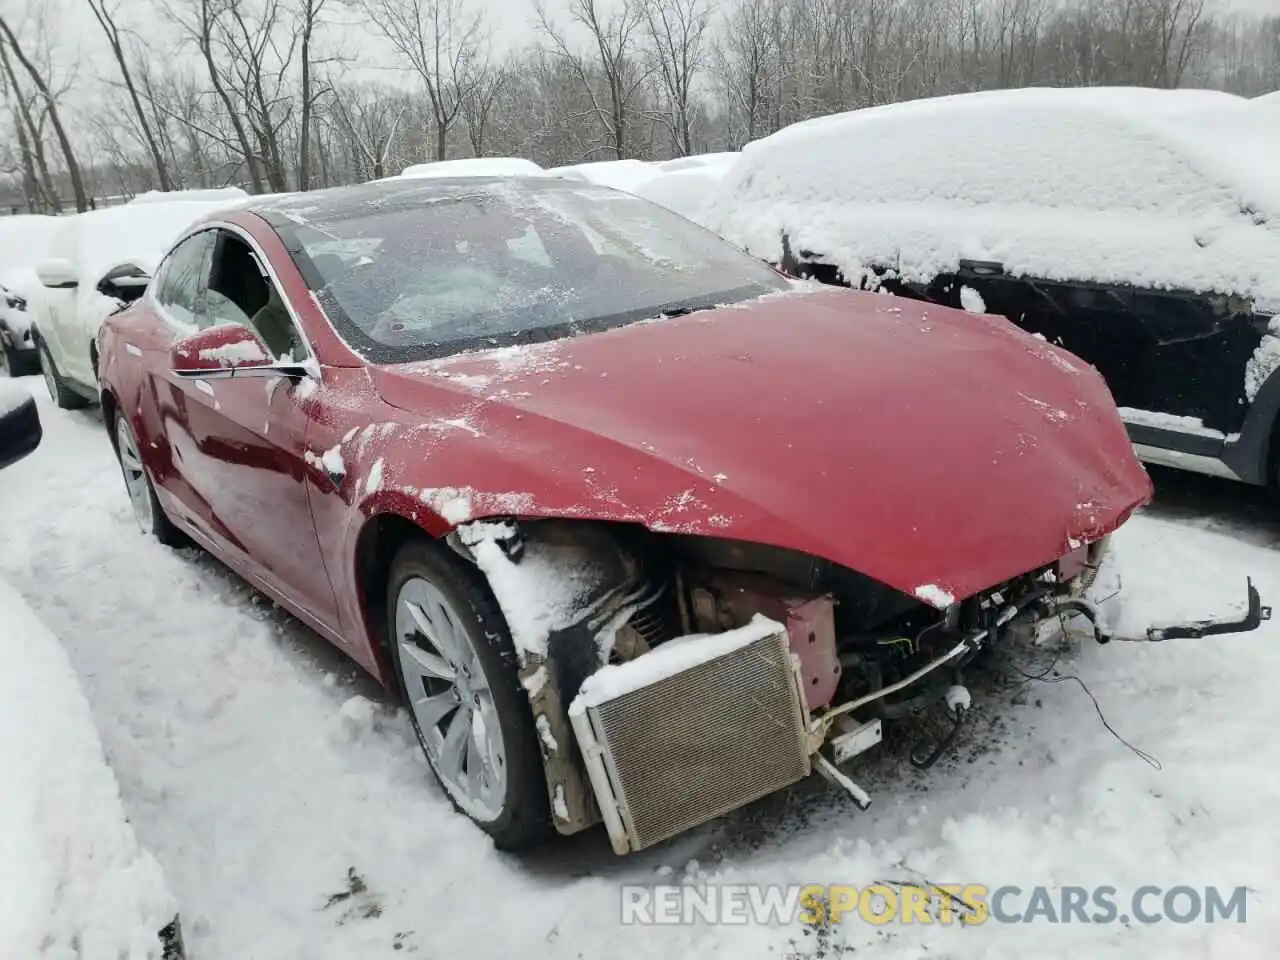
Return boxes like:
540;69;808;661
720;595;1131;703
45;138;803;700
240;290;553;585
113;410;187;547
38;339;89;410
387;539;551;850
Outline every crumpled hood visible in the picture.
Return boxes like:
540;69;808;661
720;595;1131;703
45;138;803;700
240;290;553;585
370;287;1151;604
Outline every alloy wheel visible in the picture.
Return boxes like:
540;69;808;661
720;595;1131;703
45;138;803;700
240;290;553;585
394;576;508;822
115;416;155;533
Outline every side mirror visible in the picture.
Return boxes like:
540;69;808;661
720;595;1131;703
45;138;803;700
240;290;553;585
36;257;78;290
170;324;273;378
0;384;42;470
97;263;151;304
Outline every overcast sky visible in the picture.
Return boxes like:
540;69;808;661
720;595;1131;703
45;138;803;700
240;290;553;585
0;0;1275;119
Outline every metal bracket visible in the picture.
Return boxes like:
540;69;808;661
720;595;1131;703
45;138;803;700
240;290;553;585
1047;578;1270;644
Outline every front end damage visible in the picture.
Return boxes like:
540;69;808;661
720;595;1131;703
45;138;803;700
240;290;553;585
450;519;1269;855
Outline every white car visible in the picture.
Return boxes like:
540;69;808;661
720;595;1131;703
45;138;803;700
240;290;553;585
33;193;247;409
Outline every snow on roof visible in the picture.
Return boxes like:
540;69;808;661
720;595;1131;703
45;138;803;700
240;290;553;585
0;575;175;957
545;158;661;195
655;152;740;174
57;198;238;282
632;166;732;226
397;157;547;179
127;186;249;205
704;87;1280;306
0;216;61;295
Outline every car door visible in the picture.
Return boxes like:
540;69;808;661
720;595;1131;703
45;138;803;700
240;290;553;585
171;227;341;632
143;229;217;530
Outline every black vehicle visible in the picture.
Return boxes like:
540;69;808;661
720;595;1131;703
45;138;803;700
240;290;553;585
705;87;1280;487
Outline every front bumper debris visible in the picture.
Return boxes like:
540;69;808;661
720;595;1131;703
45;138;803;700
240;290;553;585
1049;578;1270;643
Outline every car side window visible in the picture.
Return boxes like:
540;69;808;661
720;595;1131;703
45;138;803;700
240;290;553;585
205;230;306;362
154;231;213;328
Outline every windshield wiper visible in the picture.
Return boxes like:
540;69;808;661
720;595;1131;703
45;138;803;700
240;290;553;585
659;303;718;318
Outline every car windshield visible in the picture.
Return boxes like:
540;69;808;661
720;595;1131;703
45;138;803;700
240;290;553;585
277;179;787;362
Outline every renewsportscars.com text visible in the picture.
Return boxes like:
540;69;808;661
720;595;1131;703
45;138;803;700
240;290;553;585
620;883;1248;926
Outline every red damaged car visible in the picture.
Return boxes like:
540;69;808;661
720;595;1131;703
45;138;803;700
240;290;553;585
96;177;1267;854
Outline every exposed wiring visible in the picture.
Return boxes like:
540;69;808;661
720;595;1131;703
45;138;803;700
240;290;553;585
995;614;1161;770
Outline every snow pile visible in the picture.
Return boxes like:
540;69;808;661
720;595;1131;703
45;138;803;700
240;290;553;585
457;521;612;660
0;576;175;958
397;158;546;179
704;87;1280;305
569;614;785;713
1255;90;1280;104
545;158;661;195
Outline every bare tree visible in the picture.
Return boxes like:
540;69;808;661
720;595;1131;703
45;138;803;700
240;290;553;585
331;80;406;179
86;0;174;190
361;0;489;161
0;12;88;210
459;60;506;156
537;0;652;159
643;0;710;155
296;0;333;189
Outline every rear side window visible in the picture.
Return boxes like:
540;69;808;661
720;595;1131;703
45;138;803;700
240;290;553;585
154;231;213;327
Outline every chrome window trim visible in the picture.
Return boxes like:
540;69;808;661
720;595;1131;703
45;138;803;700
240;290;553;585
151;219;318;366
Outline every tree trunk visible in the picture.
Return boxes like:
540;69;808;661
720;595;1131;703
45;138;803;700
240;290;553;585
0;39;60;211
88;0;173;190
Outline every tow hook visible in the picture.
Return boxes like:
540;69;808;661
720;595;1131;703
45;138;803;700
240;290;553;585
1044;578;1270;644
909;684;971;770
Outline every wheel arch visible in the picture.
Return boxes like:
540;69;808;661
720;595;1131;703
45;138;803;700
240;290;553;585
1224;363;1280;485
352;510;452;686
100;386;120;452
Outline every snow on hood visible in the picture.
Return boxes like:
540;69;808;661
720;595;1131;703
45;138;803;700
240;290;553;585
704;87;1280;306
0;576;175;957
397;158;547;179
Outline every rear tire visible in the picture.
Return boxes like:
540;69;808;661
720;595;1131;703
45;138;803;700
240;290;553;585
112;410;188;547
38;339;89;410
387;538;551;850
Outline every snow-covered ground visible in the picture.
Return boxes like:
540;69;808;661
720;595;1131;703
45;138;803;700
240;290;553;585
2;377;1279;957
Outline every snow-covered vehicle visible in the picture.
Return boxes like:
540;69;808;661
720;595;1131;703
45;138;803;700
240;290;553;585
0;278;38;376
0;380;184;957
703;88;1280;487
32;191;247;409
0;216;62;378
396;157;548;179
96;176;1267;856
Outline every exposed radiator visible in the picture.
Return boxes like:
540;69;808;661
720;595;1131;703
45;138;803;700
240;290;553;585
570;626;811;854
